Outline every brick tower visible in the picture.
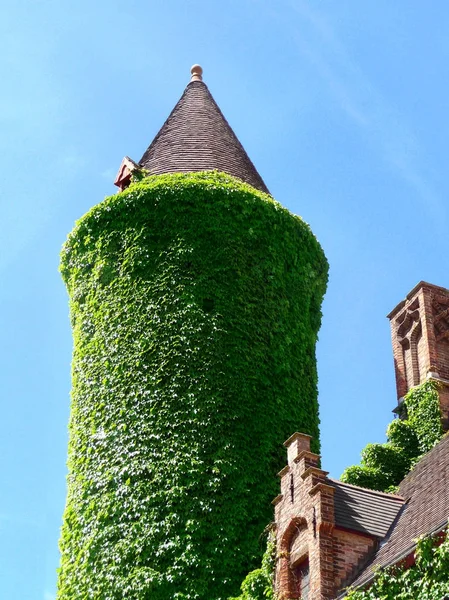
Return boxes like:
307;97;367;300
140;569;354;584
387;281;449;428
57;66;328;599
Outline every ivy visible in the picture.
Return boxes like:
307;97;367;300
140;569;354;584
229;530;275;600
341;381;443;492
345;527;449;599
57;171;328;599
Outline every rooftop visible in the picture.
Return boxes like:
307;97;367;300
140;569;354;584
138;65;269;194
347;432;449;592
329;479;404;539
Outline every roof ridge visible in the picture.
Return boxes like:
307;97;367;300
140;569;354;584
328;478;405;500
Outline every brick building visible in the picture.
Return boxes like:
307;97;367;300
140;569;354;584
274;281;449;599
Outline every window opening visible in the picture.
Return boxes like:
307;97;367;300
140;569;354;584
294;559;310;600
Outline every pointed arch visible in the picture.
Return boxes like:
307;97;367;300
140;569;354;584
278;517;309;599
280;516;307;552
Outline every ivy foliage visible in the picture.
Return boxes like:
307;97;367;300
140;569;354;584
341;381;442;492
345;527;449;599
57;171;328;599
229;531;275;600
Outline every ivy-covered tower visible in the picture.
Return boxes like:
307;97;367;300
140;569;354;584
58;66;328;599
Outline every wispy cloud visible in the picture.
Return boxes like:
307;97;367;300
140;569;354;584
270;0;443;218
44;591;55;600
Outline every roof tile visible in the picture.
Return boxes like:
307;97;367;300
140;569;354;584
329;479;404;539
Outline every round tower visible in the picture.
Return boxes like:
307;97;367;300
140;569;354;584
57;67;328;599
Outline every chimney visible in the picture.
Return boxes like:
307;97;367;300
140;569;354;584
388;281;449;428
283;432;313;464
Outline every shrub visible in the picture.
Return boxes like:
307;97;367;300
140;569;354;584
341;381;442;492
229;532;275;600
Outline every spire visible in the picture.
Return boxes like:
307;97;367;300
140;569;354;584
138;65;269;194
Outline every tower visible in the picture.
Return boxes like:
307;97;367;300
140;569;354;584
57;66;328;599
388;281;449;428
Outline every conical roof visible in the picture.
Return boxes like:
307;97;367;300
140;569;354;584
139;66;269;194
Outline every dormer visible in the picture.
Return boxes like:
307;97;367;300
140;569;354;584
114;156;140;192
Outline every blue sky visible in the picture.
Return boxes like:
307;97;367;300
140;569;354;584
1;1;449;598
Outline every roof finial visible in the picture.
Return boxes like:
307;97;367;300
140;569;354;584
190;64;203;82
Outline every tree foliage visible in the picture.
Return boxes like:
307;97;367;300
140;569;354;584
229;531;275;600
341;380;442;492
57;171;328;599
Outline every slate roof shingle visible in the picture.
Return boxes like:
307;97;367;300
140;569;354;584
329;479;404;539
139;80;269;194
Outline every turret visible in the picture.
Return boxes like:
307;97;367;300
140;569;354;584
57;66;328;599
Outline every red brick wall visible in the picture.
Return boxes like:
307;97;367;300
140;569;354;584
437;340;449;381
332;529;377;591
